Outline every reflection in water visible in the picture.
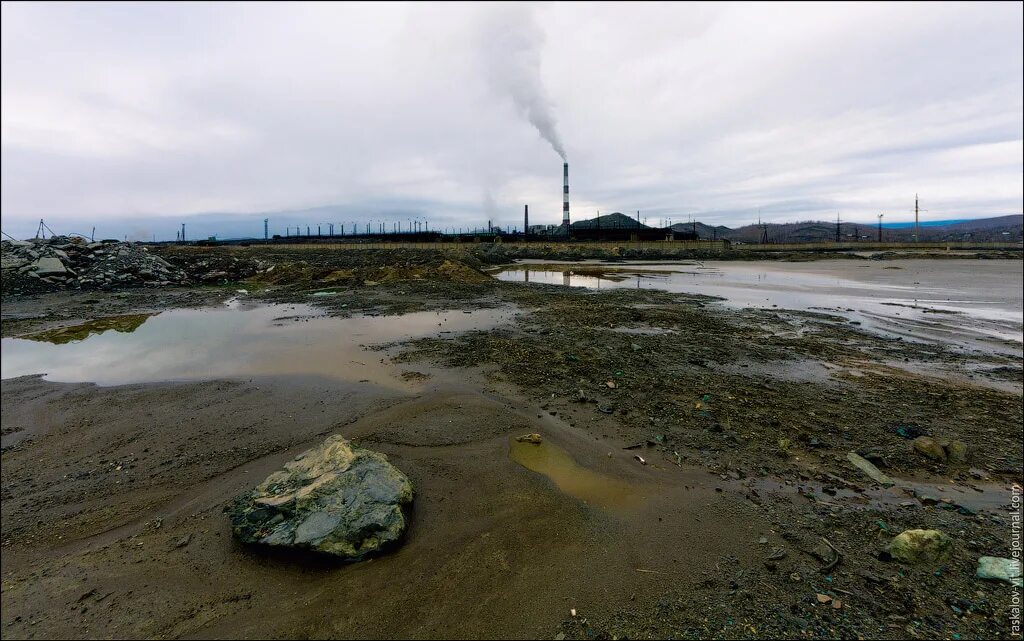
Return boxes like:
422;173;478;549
24;314;154;344
1;303;515;388
510;438;634;509
495;262;1023;351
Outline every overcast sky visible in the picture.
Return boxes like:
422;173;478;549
2;1;1022;240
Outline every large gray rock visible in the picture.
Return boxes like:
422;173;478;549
226;435;413;560
32;256;68;276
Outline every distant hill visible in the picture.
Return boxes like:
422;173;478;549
570;212;647;229
661;214;1022;243
237;212;1020;243
670;221;732;240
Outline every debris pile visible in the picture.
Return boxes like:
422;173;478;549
1;236;187;294
155;251;268;284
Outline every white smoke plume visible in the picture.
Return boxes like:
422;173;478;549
479;5;567;161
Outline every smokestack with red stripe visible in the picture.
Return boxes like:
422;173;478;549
562;162;570;228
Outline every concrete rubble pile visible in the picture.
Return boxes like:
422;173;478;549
1;236;188;294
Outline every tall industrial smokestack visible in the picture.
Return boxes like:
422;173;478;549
562;162;570;228
524;204;529;238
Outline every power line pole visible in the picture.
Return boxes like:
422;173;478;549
835;211;841;243
914;194;919;242
877;213;884;242
264;218;269;242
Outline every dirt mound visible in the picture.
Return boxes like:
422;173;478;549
239;248;492;288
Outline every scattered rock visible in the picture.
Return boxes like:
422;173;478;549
976;556;1022;587
226;435;413;560
846;451;895;486
33;256;69;276
883;529;952;564
912;436;947;462
516;433;542;444
945;440;969;464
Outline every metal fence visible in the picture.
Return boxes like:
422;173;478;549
250;239;1020;252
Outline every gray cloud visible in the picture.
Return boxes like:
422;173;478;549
1;2;1021;240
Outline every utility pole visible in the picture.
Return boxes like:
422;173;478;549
264;218;269;242
835;211;841;243
877;213;884;242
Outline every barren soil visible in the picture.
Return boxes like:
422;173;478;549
2;246;1021;639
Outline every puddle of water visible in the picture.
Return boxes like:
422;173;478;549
1;303;515;389
509;438;634;509
495;260;1024;353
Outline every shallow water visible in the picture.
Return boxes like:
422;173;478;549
509;437;635;509
495;259;1024;353
1;301;516;388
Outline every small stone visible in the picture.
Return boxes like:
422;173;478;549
912;436;947;462
515;433;542;444
884;529;952;564
945;440;969;464
847;452;895;486
976;556;1022;587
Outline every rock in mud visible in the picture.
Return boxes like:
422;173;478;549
846;451;895;486
516;433;543;444
883;529;952;564
912;436;947;462
226;435;413;560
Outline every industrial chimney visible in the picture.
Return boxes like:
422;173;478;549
524;204;529;238
562;162;570;228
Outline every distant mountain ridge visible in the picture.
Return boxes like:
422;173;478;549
651;214;1023;243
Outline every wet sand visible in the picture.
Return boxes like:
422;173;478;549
1;365;765;639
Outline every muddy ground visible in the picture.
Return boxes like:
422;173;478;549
2;246;1022;639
